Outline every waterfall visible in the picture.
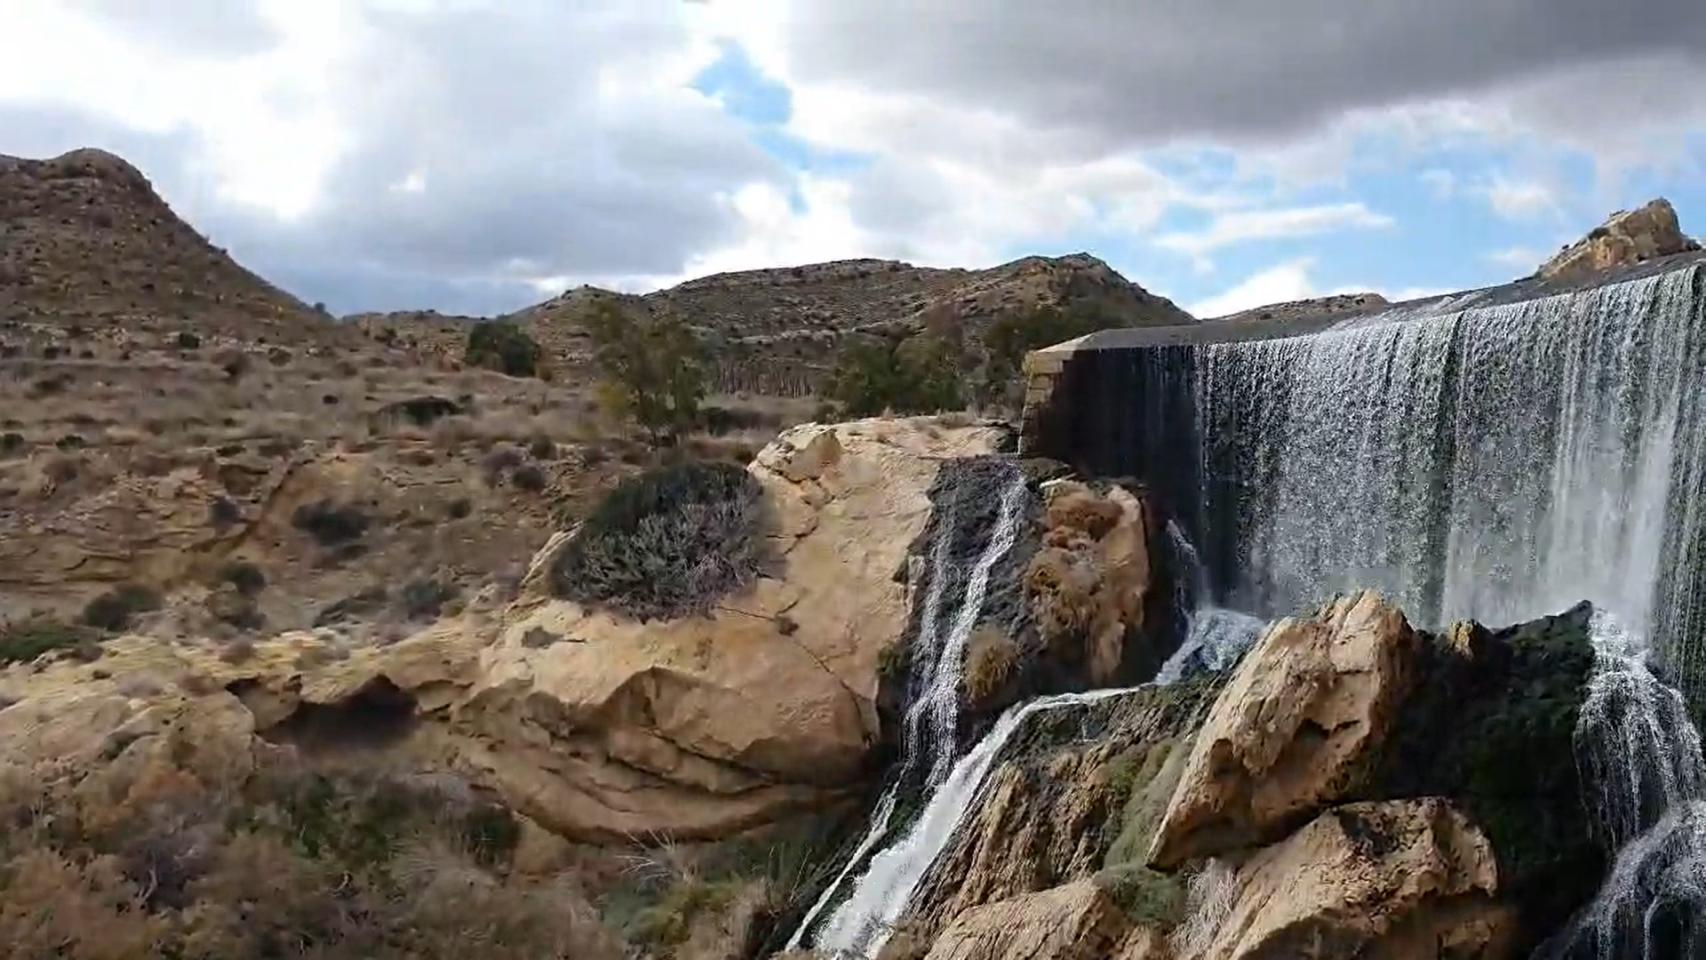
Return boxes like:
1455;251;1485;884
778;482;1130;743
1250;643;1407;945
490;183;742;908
1055;263;1706;958
784;464;1031;952
1543;613;1706;959
1092;266;1706;702
798;599;1262;958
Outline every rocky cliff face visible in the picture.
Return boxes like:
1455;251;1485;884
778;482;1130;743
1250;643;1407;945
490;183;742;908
877;592;1599;960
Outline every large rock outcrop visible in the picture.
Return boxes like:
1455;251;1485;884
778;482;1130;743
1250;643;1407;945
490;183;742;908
922;881;1135;960
1198;799;1513;960
887;594;1599;960
1538;198;1699;283
1148;592;1419;867
0;416;1012;843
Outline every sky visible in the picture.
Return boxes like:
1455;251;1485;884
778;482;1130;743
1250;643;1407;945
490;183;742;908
3;1;1705;318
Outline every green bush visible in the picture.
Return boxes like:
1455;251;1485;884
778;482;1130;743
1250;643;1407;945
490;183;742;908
551;461;763;620
0;618;99;664
464;321;542;378
81;583;162;632
822;331;965;417
981;303;1117;408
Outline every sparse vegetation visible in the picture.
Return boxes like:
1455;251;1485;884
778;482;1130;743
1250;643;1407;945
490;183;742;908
81;583;163;633
551;461;763;620
0;617;99;664
399;578;458;620
583;301;704;442
464;321;542;378
511;463;548;493
292;500;372;546
963;626;1020;705
981;303;1118;408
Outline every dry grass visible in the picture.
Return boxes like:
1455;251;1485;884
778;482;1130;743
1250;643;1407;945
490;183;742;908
963;625;1020;706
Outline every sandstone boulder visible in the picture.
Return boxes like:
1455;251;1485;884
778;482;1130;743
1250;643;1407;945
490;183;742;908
1196;799;1514;960
1149;591;1418;867
1538;198;1699;283
923;881;1136;960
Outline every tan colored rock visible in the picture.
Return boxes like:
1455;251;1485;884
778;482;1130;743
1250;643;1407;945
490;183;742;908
1027;482;1161;685
1538;198;1698;283
1149;591;1419;867
1196;799;1515;960
2;416;1007;844
923;881;1135;960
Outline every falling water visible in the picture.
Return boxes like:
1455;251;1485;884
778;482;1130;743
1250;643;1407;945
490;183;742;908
803;594;1264;958
785;466;1031;951
1544;613;1706;959
1070;264;1706;958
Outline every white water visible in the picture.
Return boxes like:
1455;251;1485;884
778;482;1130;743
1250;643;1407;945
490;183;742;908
805;601;1263;958
1545;615;1706;958
784;468;1030;952
812;685;1145;957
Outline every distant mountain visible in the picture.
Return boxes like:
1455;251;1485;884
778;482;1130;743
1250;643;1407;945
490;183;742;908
510;253;1194;395
0;148;324;341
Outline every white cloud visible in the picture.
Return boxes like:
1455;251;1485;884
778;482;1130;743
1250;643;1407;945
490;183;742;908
1189;258;1319;317
1155;203;1394;268
1482;175;1558;220
1484;245;1546;270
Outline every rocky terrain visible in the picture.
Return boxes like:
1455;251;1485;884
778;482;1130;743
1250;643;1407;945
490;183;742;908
357;253;1193;397
1;143;1696;960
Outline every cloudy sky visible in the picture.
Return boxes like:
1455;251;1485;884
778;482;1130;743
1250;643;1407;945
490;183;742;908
4;1;1705;317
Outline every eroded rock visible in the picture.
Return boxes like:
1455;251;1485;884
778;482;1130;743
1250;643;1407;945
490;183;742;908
1149;591;1419;867
922;881;1135;960
1538;198;1699;283
1197;799;1513;960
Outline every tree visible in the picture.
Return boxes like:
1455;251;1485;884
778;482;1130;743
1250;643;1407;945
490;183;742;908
822;331;966;417
583;301;704;441
464;321;542;378
980;303;1116;408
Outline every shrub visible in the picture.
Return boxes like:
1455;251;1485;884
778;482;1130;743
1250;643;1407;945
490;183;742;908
527;433;555;460
464;321;541;378
511;464;548;493
445;497;472;520
292;500;371;546
0;618;99;664
981;303;1118;408
218;561;267;596
208;496;242;528
399;578;458;620
963;626;1019;705
551;461;764;620
0;432;25;456
583;301;704;441
175;331;201;350
81;583;162;633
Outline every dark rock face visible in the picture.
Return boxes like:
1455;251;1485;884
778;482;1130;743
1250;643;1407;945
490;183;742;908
1364;602;1603;950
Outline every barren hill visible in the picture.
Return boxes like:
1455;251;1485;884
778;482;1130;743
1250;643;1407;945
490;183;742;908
0;148;324;341
502;252;1193;395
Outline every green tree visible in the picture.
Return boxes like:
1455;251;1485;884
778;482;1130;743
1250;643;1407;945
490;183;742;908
583;301;704;441
981;303;1114;408
823;331;965;417
464;321;542;378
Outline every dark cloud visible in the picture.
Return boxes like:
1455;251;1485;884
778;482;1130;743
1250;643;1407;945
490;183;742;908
780;1;1706;147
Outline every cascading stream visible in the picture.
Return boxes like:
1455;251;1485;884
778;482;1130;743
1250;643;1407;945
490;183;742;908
1080;264;1706;958
1545;614;1706;959
785;466;1030;952
803;595;1266;959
